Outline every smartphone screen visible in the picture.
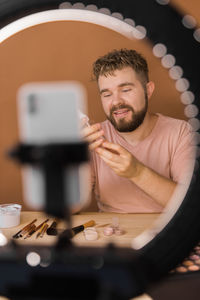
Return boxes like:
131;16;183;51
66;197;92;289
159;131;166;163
17;82;90;213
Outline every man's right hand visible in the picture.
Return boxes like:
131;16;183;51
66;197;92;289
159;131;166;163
82;123;105;151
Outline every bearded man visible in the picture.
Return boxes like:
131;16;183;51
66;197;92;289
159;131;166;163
83;49;195;213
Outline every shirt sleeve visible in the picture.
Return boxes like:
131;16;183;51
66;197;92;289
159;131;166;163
170;121;197;185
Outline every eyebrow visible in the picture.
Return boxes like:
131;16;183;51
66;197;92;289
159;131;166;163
100;82;134;95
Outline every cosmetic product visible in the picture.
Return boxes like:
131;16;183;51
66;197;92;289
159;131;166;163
24;224;36;239
20;224;36;238
46;219;58;235
111;217;119;229
103;226;114;236
13;218;37;238
34;218;49;232
40;223;48;238
64;220;95;238
0;204;21;228
61;220;95;239
47;220;95;238
78;110;90;127
114;228;125;235
84;227;98;241
111;217;125;235
172;241;200;274
36;222;48;239
24;219;49;239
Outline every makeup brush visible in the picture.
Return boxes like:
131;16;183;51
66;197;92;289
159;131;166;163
46;219;59;235
55;220;96;249
24;219;49;239
47;220;95;237
63;220;95;239
12;219;37;239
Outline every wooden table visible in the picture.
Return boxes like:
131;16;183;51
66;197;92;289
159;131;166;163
1;211;159;248
0;211;158;300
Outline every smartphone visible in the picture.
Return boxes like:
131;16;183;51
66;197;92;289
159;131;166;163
17;81;90;213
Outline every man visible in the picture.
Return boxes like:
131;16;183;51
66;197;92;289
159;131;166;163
83;49;195;213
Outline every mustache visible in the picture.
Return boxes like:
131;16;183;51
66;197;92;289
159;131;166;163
110;104;134;115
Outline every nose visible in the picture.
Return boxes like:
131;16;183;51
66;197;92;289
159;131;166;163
111;91;123;106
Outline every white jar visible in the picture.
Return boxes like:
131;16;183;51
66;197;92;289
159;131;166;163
0;204;21;228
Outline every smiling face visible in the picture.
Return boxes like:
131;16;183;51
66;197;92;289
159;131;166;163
98;66;154;132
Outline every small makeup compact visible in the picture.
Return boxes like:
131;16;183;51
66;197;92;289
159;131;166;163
84;227;98;241
103;217;125;237
0;204;21;228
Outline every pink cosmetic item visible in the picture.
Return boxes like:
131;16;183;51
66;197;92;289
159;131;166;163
103;226;114;236
78;110;90;127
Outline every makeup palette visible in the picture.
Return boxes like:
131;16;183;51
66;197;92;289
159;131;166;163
172;242;200;274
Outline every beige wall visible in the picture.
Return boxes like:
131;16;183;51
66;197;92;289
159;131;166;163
0;1;199;210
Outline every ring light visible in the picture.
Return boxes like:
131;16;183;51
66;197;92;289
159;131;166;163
0;0;200;296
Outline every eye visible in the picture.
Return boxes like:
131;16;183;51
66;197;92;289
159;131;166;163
102;93;111;98
122;88;131;93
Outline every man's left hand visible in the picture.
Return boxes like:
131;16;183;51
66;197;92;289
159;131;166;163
95;141;141;179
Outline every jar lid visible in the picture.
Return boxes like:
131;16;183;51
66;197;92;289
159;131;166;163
0;204;21;228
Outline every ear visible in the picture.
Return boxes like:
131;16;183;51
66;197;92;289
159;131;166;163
146;81;155;99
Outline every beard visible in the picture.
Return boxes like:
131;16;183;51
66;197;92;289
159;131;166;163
107;94;148;133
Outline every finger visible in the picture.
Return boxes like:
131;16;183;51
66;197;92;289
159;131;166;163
83;123;102;138
101;141;124;153
95;146;121;162
89;138;105;151
86;130;105;143
96;155;119;173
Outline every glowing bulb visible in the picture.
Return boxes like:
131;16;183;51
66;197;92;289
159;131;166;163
40;261;51;268
188;118;200;131
85;4;98;12
133;25;147;39
161;54;176;68
112;12;123;20
181;91;195;105
39;249;51;268
175;78;190;92
193;28;200;43
58;2;72;9
182;15;196;29
99;8;111;15
153;43;167;58
169;66;183;80
72;2;85;9
26;251;41;267
0;232;7;246
156;0;170;5
184;104;199;118
124;18;135;27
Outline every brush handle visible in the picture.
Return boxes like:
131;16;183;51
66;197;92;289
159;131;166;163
83;220;95;228
40;223;49;238
58;220;96;239
70;220;95;236
24;224;36;239
12;219;37;238
47;220;95;237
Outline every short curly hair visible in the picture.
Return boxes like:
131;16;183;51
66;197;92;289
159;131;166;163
92;48;149;85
